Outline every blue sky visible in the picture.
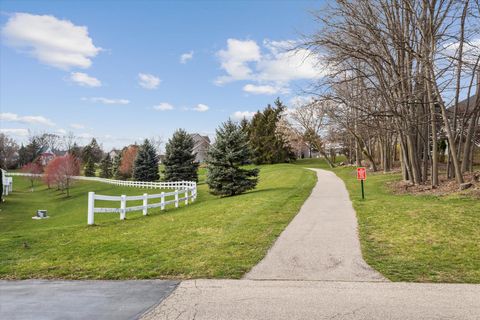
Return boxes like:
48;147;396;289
0;0;324;150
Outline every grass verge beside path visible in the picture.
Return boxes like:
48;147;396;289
295;158;480;283
0;164;316;279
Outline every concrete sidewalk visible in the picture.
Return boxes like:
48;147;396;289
0;280;178;320
246;168;384;281
142;279;480;320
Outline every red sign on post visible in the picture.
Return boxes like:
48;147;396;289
357;167;367;180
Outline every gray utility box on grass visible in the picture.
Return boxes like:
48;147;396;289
32;210;49;220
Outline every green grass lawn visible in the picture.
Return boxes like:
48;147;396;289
2;158;478;282
0;164;316;279
295;158;480;283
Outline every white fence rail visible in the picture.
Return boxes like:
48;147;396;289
4;172;198;223
2;177;13;196
5;172;194;190
87;184;196;225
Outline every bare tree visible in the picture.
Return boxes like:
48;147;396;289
290;100;335;167
300;0;480;186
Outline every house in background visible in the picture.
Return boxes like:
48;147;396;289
190;133;210;163
38;147;55;166
108;149;120;159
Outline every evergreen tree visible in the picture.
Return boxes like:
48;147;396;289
133;139;159;181
164;129;199;182
112;152;122;179
249;98;294;164
24;138;42;164
18;144;29;167
82;138;103;164
206;120;259;196
99;154;113;178
70;143;82;159
84;158;96;177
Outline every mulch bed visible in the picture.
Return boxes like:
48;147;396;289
388;171;480;198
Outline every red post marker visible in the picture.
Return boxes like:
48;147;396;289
357;167;366;199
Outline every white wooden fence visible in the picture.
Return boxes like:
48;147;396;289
5;172;195;189
2;169;13;196
88;182;196;225
5;172;198;189
4;172;198;224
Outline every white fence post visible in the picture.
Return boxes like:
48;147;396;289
143;193;148;216
184;189;189;205
175;190;179;208
120;195;127;220
88;192;95;225
161;192;165;210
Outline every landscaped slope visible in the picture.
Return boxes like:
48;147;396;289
295;159;480;283
0;164;316;279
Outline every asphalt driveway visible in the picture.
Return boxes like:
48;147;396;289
0;280;178;320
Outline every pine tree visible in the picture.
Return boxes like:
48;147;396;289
206;120;259;196
82;138;103;164
18;144;28;167
164;129;199;182
133;139;159;181
99;154;113;178
70;143;82;160
112;152;122;179
84;158;96;177
249;98;295;164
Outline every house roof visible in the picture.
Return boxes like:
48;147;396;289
190;133;211;145
448;94;479;115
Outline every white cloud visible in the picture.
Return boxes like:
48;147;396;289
138;73;160;89
153;102;174;111
56;128;67;135
215;38;325;91
180;51;194;64
243;84;288;95
232;111;257;120
215;39;261;85
77;132;94;140
0;112;55;126
82;97;130;105
70;72;101;87
289;96;315;108
70;123;85;129
0;128;30;136
1;12;101;70
193;104;209;112
444;38;480;64
257;40;323;83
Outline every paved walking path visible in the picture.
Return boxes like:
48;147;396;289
142;168;480;320
246;169;385;281
142;280;480;320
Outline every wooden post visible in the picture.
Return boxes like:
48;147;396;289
184;189;189;205
120;195;126;220
175;190;179;208
88;192;95;225
143;193;148;216
161;192;165;210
